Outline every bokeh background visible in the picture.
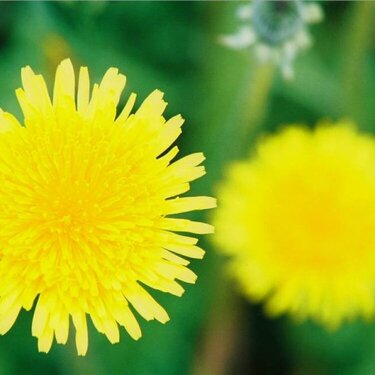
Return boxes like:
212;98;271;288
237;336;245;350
0;1;374;374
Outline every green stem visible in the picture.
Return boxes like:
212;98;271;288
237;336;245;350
190;6;276;375
240;61;275;144
342;1;375;126
191;279;243;375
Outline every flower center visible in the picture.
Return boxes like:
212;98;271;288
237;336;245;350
252;0;303;45
47;198;92;236
259;167;375;274
37;176;102;243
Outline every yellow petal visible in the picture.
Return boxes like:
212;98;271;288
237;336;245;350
21;66;52;114
115;93;137;126
164;244;205;259
53;58;75;109
164;196;217;215
32;299;49;337
53;311;69;344
112;304;142;341
0;109;21;133
99;67;126;107
38;326;54;354
126;285;169;323
77;66;90;114
72;312;88;355
160;218;214;234
0;304;21;334
136;89;166;118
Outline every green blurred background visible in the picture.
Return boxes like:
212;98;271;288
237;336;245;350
0;1;374;374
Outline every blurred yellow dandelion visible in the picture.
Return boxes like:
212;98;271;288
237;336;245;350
213;122;375;328
0;59;216;355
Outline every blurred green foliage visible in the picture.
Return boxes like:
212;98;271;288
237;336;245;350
0;2;374;374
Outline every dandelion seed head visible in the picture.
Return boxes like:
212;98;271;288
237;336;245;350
220;0;323;79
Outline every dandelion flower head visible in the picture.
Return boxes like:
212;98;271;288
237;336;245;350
0;59;216;355
213;122;375;328
220;0;323;79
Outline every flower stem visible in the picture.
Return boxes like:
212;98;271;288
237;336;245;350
191;276;244;375
191;9;276;375
240;61;275;144
342;1;375;127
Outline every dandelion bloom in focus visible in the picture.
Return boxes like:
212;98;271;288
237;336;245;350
213;123;375;328
0;59;216;355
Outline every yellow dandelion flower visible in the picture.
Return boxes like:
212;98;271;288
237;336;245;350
0;59;216;355
213;122;375;328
